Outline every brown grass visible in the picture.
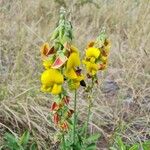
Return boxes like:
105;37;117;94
0;0;150;149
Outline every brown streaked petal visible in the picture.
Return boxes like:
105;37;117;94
53;113;59;124
63;96;70;105
51;102;59;111
46;46;55;56
87;41;95;48
51;55;67;69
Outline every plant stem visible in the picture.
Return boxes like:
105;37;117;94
62;134;66;150
85;78;94;138
85;99;92;137
73;90;77;144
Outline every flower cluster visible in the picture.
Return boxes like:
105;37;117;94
40;8;84;131
40;43;84;94
83;30;111;80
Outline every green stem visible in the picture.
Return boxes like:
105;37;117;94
85;100;92;137
62;134;66;150
85;78;94;138
73;90;77;144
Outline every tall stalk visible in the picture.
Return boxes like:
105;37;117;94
73;90;77;144
85;78;94;138
62;134;66;150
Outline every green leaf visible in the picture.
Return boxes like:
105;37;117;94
86;143;97;150
70;143;82;150
84;133;100;144
78;122;87;136
129;144;139;150
30;143;37;150
19;130;30;147
4;132;17;143
77;134;83;145
142;140;150;150
116;136;126;150
51;26;59;40
4;133;22;150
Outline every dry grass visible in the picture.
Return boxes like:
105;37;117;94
0;0;150;149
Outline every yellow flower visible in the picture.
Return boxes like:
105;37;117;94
41;69;64;95
65;52;80;80
69;81;80;90
86;47;100;59
51;84;62;95
70;45;79;54
66;53;80;70
83;60;99;76
64;46;84;90
65;68;77;79
68;74;84;90
101;56;107;63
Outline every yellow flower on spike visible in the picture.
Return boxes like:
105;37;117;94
41;69;64;95
70;45;79;54
69;74;84;90
83;60;99;76
101;56;107;64
65;52;80;80
86;47;100;59
67;52;80;70
83;47;100;76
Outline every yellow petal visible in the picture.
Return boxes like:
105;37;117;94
41;69;64;86
101;56;107;63
65;68;77;79
67;53;80;71
74;74;84;82
41;69;54;86
86;47;100;59
41;85;52;93
43;60;52;69
70;45;79;53
86;62;99;75
69;81;80;90
51;84;62;95
90;57;96;63
52;69;64;84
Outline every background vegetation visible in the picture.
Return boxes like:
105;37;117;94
0;0;150;149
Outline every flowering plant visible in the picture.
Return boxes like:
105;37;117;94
40;8;110;150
